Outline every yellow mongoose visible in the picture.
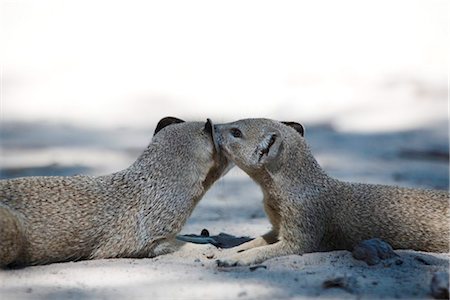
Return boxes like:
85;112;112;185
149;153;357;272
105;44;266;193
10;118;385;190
0;117;230;267
214;118;448;266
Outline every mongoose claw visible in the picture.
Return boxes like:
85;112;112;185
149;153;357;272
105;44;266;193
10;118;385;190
352;238;398;265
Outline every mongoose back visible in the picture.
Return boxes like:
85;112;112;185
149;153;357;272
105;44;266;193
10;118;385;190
0;117;230;267
214;118;449;266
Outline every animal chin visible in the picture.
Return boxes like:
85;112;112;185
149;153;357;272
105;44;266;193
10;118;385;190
257;134;277;162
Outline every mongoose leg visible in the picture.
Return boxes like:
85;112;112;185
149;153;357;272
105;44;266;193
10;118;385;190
232;229;279;253
0;206;24;267
216;241;293;267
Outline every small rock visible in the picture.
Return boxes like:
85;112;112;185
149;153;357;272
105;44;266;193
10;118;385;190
194;258;201;263
352;238;397;265
430;272;449;299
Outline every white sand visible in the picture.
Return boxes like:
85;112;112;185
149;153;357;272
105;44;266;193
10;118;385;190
1;169;448;299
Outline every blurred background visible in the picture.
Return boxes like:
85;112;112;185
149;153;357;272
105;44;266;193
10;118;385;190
1;0;448;190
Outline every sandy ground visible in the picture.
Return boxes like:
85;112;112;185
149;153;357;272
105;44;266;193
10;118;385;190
1;245;448;300
0;122;449;299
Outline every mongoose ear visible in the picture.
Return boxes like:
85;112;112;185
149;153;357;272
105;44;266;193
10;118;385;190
281;122;305;137
154;117;185;135
204;118;219;153
259;130;284;168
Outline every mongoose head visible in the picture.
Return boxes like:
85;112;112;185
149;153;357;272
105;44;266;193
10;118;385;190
214;118;304;177
151;117;231;191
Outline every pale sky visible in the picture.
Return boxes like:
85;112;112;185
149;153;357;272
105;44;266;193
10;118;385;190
1;0;448;132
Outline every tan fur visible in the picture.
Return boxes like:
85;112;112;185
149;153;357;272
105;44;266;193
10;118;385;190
214;118;449;266
0;118;230;267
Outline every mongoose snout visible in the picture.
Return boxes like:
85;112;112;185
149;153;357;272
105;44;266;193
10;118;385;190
0;117;231;267
214;118;448;267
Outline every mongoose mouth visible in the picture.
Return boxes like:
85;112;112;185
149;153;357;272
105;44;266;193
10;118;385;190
257;133;277;162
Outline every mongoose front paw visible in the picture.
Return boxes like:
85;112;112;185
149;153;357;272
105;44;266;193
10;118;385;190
216;255;257;267
179;243;218;259
216;257;251;267
216;258;238;267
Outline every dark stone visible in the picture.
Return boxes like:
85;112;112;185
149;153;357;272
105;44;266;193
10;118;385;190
352;238;397;265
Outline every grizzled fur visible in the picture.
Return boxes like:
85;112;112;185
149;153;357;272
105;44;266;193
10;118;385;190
214;118;449;266
0;118;229;267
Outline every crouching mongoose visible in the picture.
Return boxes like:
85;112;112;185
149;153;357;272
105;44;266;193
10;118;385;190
0;117;230;267
213;118;449;266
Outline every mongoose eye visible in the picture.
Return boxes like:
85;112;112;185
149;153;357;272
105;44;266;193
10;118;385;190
230;128;243;138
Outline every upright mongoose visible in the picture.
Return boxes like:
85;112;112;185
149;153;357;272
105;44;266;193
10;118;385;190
0;117;230;267
213;118;449;266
